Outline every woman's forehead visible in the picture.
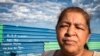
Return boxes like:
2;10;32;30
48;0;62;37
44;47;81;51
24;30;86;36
61;12;86;24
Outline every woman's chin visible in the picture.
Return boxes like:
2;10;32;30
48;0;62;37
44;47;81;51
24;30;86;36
62;45;79;54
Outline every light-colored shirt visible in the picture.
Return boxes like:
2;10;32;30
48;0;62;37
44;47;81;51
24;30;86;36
42;50;100;56
93;51;100;56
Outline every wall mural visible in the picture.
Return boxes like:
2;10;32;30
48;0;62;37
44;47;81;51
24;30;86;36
0;0;100;56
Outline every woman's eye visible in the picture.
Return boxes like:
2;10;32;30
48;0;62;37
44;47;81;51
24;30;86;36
76;26;84;30
59;25;69;28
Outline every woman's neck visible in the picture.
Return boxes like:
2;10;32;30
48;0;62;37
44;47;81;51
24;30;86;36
62;49;84;56
55;49;93;56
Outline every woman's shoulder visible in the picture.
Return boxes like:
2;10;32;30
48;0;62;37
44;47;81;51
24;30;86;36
41;50;56;56
93;51;100;56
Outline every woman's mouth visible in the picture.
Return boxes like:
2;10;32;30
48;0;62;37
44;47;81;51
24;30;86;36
64;40;75;45
62;38;77;45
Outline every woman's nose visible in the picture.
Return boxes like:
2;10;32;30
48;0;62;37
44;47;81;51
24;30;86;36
65;26;75;36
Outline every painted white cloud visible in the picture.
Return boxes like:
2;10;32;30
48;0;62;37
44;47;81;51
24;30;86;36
0;0;15;3
72;0;83;4
71;0;100;33
14;1;63;21
0;1;66;29
72;0;100;19
0;0;100;30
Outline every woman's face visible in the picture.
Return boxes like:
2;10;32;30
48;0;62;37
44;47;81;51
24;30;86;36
56;12;90;54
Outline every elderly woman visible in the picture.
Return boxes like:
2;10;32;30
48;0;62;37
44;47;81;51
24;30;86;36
42;7;100;56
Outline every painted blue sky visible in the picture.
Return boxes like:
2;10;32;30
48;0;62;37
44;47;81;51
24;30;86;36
0;0;100;33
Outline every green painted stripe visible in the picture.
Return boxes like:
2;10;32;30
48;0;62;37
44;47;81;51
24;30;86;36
0;30;3;34
45;42;59;45
0;24;3;29
45;47;59;49
44;42;60;51
45;46;60;48
0;24;3;43
45;48;60;51
45;46;59;48
88;42;100;49
44;45;59;47
45;42;100;50
45;42;59;44
44;42;59;47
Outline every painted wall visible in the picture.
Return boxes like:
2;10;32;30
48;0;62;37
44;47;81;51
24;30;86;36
0;24;100;56
0;0;100;56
